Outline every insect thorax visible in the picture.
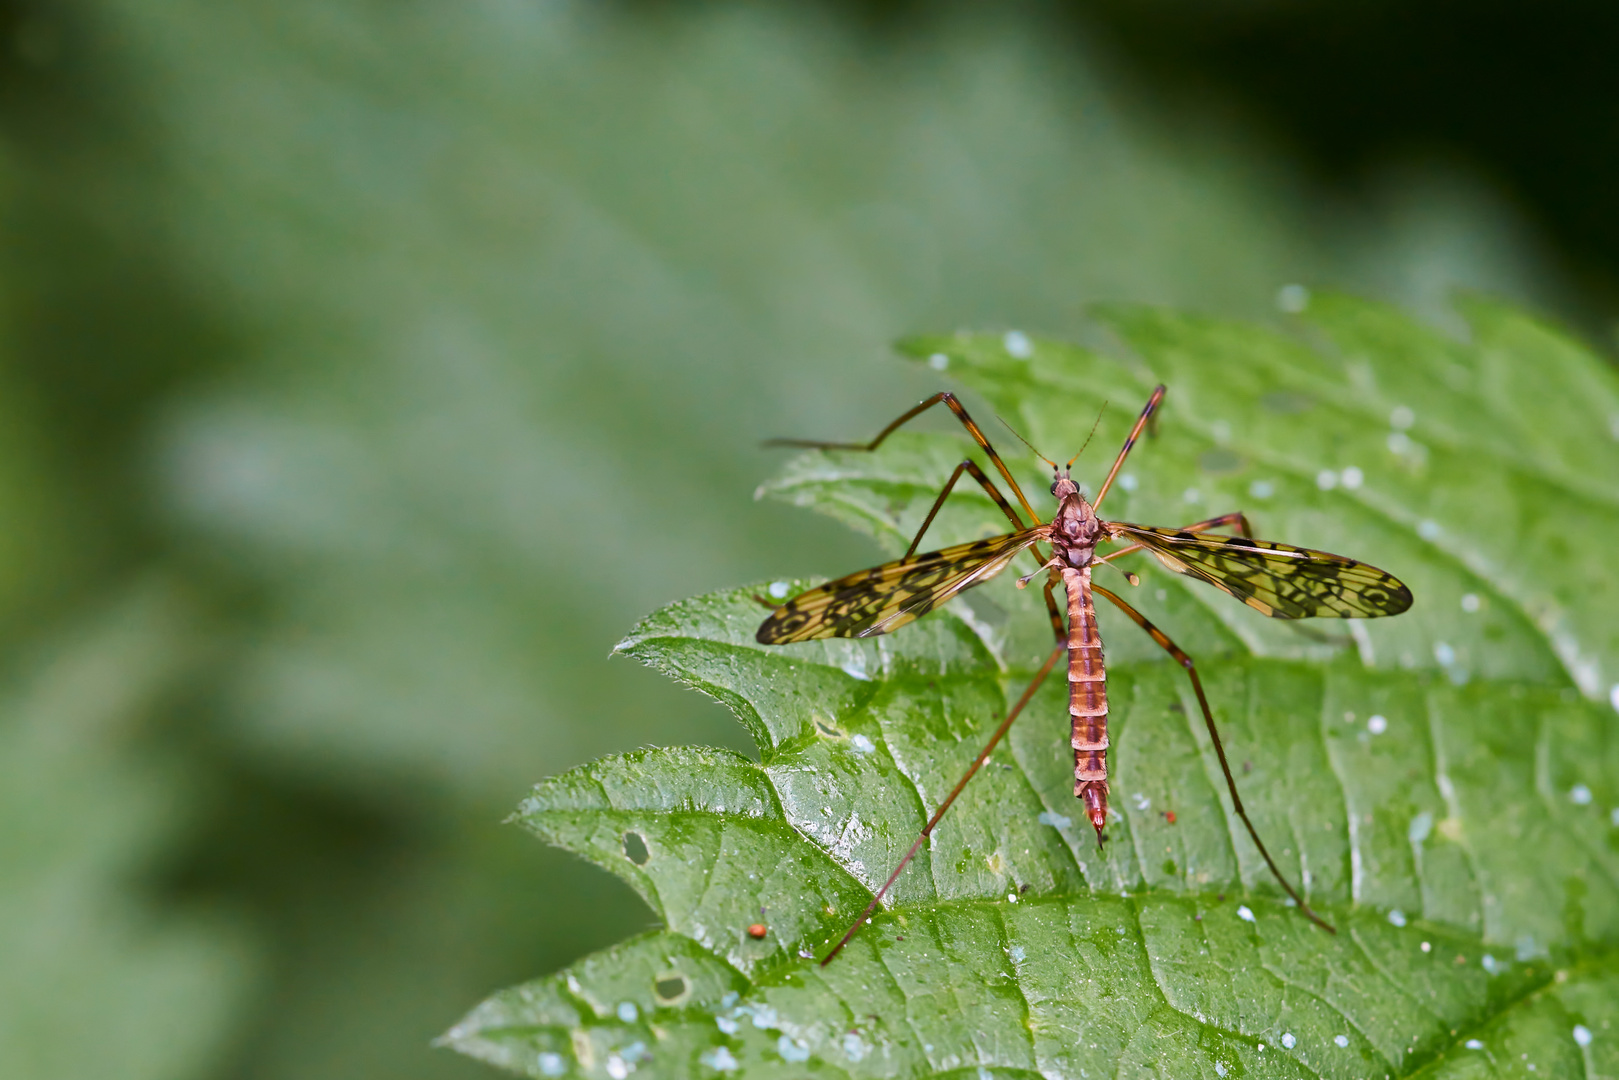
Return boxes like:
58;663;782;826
1052;492;1102;567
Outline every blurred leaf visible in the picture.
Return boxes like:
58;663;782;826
448;297;1619;1077
0;583;256;1080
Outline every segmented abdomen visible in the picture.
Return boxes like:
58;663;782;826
1063;567;1108;808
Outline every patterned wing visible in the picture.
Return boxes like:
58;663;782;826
757;529;1047;643
1111;524;1412;619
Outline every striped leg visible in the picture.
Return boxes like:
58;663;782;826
1091;582;1335;934
818;641;1068;965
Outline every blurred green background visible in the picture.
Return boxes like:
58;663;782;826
0;2;1612;1078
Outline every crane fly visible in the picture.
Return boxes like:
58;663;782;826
756;385;1412;964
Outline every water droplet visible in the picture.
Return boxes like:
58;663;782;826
1335;1035;1350;1048
1388;431;1414;454
1003;331;1033;359
1340;466;1364;490
1119;473;1138;492
1390;405;1416;430
1575;1025;1593;1047
1281;1032;1297;1049
1388;909;1407;927
701;1047;739;1073
1368;714;1388;735
1248;480;1274;499
1571;784;1594;805
768;580;789;599
843;1034;869;1062
1466;1039;1484;1050
1417;519;1441;540
928;352;949;371
1421;941;1431;952
1214;1062;1227;1077
1408;811;1432;844
778;1036;811;1063
1461;593;1480;613
538;1052;566;1077
606;1055;629;1079
1434;642;1456;666
1009;945;1026;962
1610;684;1619;713
1237;905;1255;923
850;734;876;755
1316;469;1338;491
1482;953;1501;974
1277;284;1310;313
716;1016;739;1035
1183;488;1201;504
617;1002;639;1023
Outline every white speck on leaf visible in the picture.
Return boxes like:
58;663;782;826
1003;331;1032;358
1434;641;1456;666
1610;684;1619;713
701;1047;739;1073
1038;811;1071;829
1316;469;1337;490
1390;405;1415;430
1388;909;1407;927
1237;905;1255;923
1340;466;1364;489
1009;945;1026;962
1249;480;1274;498
1214;1062;1227;1077
1571;784;1593;805
1482;953;1501;974
617;1002;638;1023
1368;714;1388;734
1461;593;1480;612
1465;1039;1484;1050
1281;1032;1297;1049
1417;518;1441;540
1119;473;1138;492
1575;1025;1593;1047
1408;811;1432;844
1183;487;1200;503
716;1016;738;1035
843;1033;869;1062
606;1056;629;1080
1335;1035;1349;1048
1421;941;1431;952
1132;792;1151;811
768;580;789;599
538;1053;566;1077
850;734;876;755
1277;283;1310;312
777;1036;810;1063
928;352;949;371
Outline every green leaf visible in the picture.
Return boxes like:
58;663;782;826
446;296;1619;1079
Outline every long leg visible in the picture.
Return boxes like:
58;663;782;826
767;392;1043;526
1093;385;1165;512
903;458;1026;561
1090;582;1335;934
1099;511;1253;565
821;641;1068;965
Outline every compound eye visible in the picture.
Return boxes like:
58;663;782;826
1049;480;1059;495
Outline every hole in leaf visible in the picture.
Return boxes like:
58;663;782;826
622;831;649;865
654;974;688;1002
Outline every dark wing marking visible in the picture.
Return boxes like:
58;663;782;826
757;528;1048;643
1110;524;1412;619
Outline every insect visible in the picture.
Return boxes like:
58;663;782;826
757;385;1412;963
